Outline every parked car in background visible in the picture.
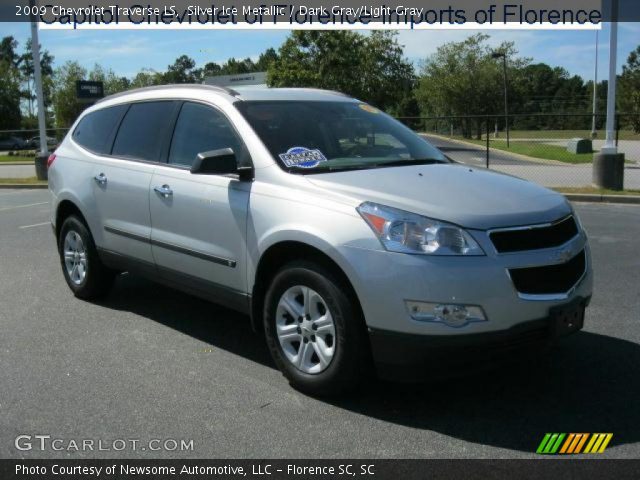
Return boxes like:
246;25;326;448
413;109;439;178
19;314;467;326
48;85;593;396
27;136;58;149
0;136;26;150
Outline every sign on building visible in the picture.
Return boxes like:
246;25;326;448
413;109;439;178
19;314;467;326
76;81;104;102
204;72;267;88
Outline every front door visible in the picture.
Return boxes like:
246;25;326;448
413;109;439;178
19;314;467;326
149;101;251;297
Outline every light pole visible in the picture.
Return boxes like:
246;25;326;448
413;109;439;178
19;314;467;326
29;0;47;157
593;0;625;190
492;51;509;148
591;30;599;139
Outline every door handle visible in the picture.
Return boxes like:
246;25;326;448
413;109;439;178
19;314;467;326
154;184;173;198
94;173;107;185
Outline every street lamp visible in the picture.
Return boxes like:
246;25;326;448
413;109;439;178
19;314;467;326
492;51;510;148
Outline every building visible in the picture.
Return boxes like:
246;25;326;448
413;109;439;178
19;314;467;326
203;72;267;88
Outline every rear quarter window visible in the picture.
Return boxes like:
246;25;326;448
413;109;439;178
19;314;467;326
72;104;128;154
112;101;177;162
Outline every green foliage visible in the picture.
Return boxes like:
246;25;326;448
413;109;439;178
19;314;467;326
267;31;416;114
0;59;21;129
51;61;88;128
619;45;640;132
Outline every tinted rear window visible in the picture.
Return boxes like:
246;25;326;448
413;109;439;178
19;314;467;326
72;105;127;154
112;102;176;162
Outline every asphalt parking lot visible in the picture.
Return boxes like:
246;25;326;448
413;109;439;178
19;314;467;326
0;188;639;459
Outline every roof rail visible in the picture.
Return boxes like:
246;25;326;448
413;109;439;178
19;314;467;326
95;84;238;104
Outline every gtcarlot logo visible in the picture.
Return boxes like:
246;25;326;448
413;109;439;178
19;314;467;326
15;435;194;452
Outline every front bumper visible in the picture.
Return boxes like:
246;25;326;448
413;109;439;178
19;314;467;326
369;296;590;381
338;227;592;336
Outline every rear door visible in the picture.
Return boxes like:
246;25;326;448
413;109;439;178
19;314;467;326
90;101;179;264
149;101;251;297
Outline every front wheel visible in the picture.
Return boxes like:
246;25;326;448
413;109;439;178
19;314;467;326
263;261;370;396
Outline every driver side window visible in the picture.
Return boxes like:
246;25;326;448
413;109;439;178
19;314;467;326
169;102;242;167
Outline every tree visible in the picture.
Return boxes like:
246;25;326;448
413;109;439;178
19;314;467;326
267;31;415;114
0;59;21;129
619;45;640;132
130;68;163;88
19;37;54;117
0;36;19;67
415;34;528;138
163;55;199;84
52;61;87;128
255;48;278;71
89;63;130;95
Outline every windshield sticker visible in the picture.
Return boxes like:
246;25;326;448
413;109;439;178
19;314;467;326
359;104;380;114
279;147;327;168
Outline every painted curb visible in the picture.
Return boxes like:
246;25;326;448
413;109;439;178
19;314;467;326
0;183;48;189
562;193;640;204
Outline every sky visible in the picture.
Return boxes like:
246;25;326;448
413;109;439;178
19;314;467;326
1;23;639;81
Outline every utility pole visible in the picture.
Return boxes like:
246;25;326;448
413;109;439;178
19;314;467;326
591;30;599;139
492;51;509;148
593;0;625;190
29;0;47;156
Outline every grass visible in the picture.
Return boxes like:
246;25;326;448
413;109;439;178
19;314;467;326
0;154;34;163
554;187;640;196
502;129;640;141
446;136;595;164
0;176;46;184
489;140;596;164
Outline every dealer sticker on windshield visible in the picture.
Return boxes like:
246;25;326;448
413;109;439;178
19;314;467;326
279;147;327;168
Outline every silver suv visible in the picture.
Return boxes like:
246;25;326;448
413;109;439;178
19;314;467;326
49;85;592;395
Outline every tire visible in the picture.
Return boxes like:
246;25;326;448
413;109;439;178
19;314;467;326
58;215;115;299
263;260;370;396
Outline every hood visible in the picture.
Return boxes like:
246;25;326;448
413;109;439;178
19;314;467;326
305;164;570;230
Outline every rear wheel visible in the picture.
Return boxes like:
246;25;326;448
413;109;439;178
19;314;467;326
58;215;115;299
264;261;370;396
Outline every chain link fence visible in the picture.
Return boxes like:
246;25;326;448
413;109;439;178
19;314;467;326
398;113;640;190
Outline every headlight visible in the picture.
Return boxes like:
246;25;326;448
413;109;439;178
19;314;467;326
357;202;484;256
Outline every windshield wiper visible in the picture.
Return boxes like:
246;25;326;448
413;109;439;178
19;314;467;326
373;158;445;167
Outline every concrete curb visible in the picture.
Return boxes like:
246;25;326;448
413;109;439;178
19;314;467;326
0;161;35;165
561;193;640;205
0;183;47;189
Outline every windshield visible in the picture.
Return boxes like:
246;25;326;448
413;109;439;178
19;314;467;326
235;101;447;173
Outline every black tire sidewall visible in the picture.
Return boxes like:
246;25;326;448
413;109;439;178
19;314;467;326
264;261;367;395
58;216;111;299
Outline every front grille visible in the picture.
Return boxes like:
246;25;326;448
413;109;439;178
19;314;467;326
490;216;579;253
509;249;586;295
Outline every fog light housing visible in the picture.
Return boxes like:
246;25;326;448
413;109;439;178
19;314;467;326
406;301;487;327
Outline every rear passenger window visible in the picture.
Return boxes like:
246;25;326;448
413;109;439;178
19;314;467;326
168;102;242;167
112;102;176;162
72;105;127;154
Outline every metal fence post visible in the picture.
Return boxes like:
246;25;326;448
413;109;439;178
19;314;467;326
486;116;490;168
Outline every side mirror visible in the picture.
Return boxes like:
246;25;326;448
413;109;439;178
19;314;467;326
190;148;254;180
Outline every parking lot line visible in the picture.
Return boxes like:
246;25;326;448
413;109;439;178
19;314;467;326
19;221;50;229
0;201;48;212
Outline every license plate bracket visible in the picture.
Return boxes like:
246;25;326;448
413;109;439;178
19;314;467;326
550;301;585;337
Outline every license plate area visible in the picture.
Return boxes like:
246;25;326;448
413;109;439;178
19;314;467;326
550;301;585;337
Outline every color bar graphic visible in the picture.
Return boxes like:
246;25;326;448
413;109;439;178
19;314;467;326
537;433;613;454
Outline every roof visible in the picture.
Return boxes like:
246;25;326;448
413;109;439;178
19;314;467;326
95;84;355;105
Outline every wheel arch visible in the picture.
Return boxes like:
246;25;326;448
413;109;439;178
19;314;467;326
250;241;364;334
55;199;90;243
